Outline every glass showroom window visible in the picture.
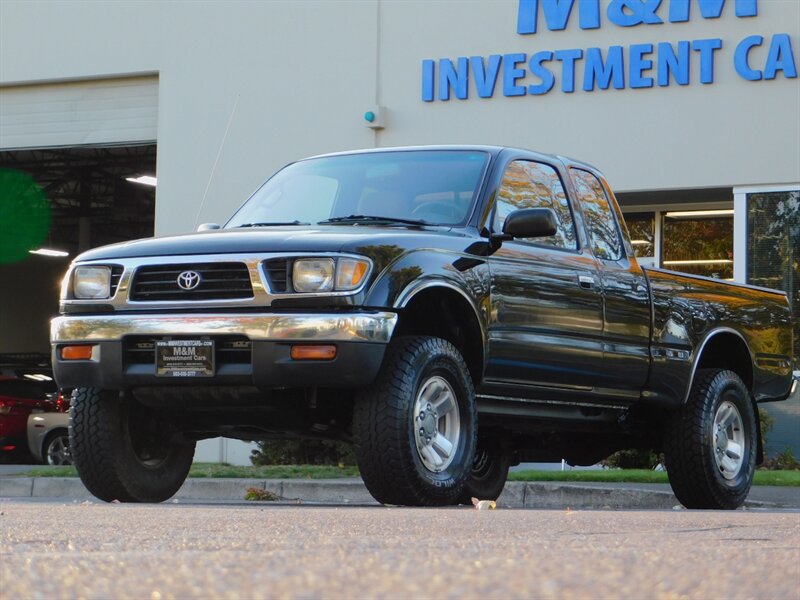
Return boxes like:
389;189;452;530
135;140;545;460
661;209;734;280
747;190;799;362
625;213;656;262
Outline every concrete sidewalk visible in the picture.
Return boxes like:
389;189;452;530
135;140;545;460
1;476;798;509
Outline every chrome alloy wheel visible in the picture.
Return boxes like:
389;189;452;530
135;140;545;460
47;435;71;466
413;375;461;473
713;399;745;481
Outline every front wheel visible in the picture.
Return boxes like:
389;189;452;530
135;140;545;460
663;369;757;509
353;336;477;506
69;388;195;502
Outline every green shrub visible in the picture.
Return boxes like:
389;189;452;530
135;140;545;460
760;447;800;471
250;439;356;466
601;449;663;470
759;408;774;446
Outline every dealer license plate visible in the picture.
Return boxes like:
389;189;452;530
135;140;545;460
155;339;214;377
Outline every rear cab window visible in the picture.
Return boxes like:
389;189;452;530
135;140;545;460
570;168;624;261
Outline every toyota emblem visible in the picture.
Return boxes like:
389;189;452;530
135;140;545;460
177;270;201;290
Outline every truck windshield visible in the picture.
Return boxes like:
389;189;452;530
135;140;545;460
225;150;490;228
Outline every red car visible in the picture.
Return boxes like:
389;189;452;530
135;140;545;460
0;374;57;462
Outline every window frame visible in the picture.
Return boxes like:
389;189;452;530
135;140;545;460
491;158;581;254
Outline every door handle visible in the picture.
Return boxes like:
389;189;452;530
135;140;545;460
578;275;595;289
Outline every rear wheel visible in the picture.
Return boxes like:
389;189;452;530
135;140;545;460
69;387;195;502
664;369;757;509
459;439;511;504
353;336;477;506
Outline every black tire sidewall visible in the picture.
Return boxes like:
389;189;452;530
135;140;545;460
461;441;511;503
404;349;475;493
115;398;195;502
70;387;193;503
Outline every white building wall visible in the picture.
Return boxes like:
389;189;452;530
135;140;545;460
2;1;798;236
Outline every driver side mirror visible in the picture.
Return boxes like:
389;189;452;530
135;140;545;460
197;223;221;232
501;208;558;239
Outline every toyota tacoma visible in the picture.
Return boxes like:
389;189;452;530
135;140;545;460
51;146;796;508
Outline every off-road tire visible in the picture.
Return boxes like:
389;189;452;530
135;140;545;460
664;369;757;509
69;387;195;502
459;439;511;504
353;336;477;506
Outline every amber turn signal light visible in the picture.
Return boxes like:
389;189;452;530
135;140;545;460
290;345;337;361
60;345;94;360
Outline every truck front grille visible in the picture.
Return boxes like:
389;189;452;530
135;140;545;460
110;266;124;297
263;258;291;293
130;263;253;301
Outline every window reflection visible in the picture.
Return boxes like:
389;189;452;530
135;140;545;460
747;190;799;362
625;213;655;259
661;211;733;280
571;169;623;261
494;161;577;250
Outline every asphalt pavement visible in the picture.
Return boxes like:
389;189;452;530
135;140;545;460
1;500;798;599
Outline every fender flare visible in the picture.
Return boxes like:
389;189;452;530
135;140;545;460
683;326;755;404
394;278;488;351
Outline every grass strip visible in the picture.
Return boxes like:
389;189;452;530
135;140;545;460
509;469;800;486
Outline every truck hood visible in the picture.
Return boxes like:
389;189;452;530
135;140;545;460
73;225;485;262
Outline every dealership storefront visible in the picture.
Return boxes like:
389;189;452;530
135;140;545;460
1;0;797;459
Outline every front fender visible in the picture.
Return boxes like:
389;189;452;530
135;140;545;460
363;248;490;315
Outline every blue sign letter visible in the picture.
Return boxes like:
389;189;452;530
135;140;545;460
517;0;600;34
734;36;762;81
439;58;470;101
669;0;757;22
529;51;556;94
504;53;528;96
471;55;503;97
422;60;435;102
764;34;798;80
657;41;690;86
555;48;584;92
630;43;655;88
607;0;663;27
583;46;625;91
692;38;722;84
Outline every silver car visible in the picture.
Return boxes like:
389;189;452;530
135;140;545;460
27;411;71;465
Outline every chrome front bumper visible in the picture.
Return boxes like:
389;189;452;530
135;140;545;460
50;312;398;390
51;312;398;344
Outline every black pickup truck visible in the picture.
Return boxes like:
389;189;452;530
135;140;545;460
51;146;795;509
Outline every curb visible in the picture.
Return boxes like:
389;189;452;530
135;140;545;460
0;477;793;508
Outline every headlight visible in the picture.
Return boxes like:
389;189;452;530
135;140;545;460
293;259;335;293
335;258;370;291
73;266;111;299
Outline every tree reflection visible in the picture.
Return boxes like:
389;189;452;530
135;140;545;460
747;190;799;362
495;161;577;250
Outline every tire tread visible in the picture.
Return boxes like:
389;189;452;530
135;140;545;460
664;369;756;510
353;336;476;506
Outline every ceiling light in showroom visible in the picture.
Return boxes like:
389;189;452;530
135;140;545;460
126;175;157;187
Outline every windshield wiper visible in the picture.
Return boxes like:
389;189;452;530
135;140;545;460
235;220;310;228
318;215;429;227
